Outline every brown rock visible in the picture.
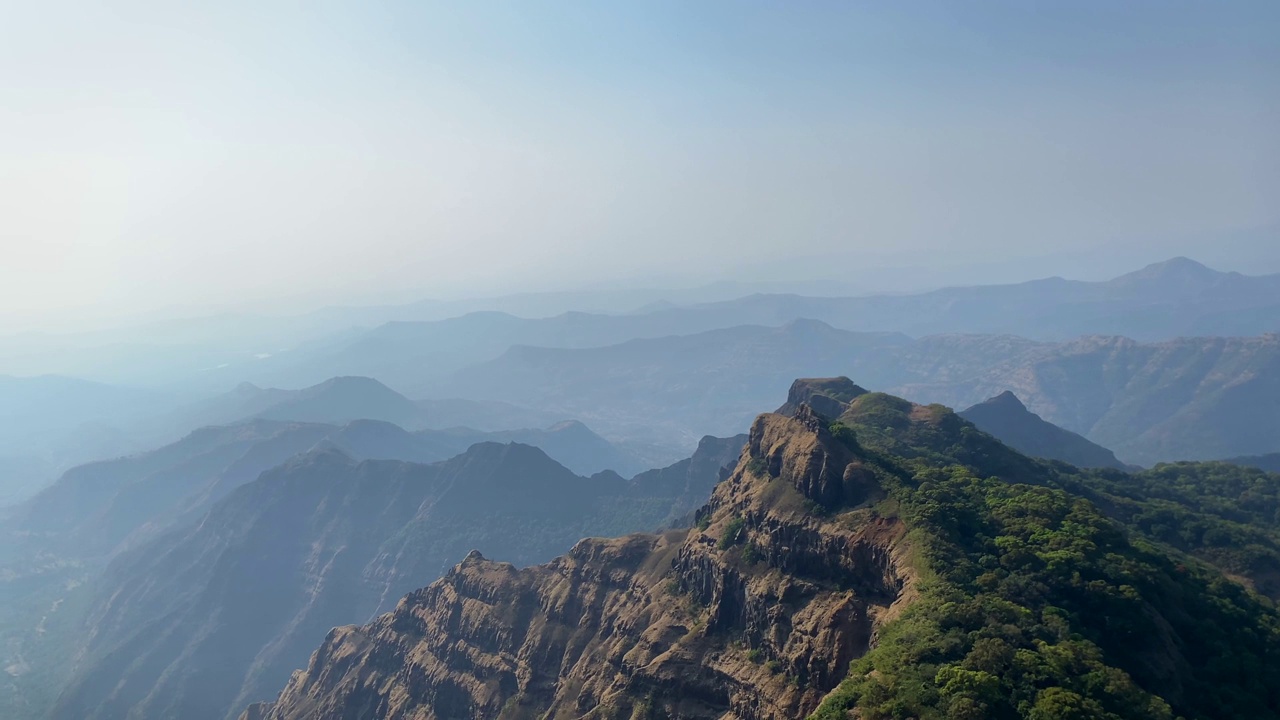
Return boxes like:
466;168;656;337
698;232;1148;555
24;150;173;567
245;408;916;720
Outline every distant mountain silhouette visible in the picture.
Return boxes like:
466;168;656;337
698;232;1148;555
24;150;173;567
199;258;1280;394
657;257;1280;341
13;405;647;562
1226;453;1280;473
959;391;1128;470
449;322;1280;466
0;375;173;499
450;320;910;445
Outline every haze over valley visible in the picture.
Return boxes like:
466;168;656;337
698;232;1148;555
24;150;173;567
2;2;1278;719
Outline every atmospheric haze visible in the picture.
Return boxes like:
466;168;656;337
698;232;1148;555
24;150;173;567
1;1;1277;331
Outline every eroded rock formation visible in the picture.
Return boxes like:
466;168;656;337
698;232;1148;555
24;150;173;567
244;407;914;720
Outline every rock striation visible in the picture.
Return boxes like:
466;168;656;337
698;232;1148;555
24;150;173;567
243;407;913;720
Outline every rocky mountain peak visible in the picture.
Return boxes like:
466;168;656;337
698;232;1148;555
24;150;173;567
243;404;913;720
777;376;868;419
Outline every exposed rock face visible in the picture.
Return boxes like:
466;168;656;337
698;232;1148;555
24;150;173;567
244;409;913;720
776;376;868;420
52;434;748;720
626;433;748;527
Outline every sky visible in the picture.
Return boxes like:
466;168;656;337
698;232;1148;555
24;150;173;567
1;1;1277;329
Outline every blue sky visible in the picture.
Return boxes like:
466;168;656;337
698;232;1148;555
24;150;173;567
0;1;1276;326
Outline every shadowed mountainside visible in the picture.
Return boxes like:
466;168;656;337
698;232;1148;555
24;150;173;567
958;391;1128;470
48;434;746;720
450;324;1280;465
242;380;1280;720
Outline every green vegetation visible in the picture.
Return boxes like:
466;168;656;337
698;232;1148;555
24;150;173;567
1082;461;1280;586
718;516;746;549
746;457;769;478
809;399;1280;720
828;421;861;450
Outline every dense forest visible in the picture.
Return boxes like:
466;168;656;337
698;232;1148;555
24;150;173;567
810;393;1280;719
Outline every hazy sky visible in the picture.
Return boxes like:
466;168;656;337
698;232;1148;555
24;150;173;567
1;1;1277;327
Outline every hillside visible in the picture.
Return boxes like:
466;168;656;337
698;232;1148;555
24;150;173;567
243;382;1280;720
48;435;745;720
450;324;1280;465
13;406;648;567
449;320;911;445
0;375;176;500
1227;453;1280;473
958;391;1128;470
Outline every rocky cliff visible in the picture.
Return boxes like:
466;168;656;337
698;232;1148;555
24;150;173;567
241;383;1280;720
51;432;747;720
243;406;914;720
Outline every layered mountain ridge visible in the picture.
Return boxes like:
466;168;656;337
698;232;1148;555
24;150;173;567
243;380;1280;720
453;324;1280;465
49;433;747;720
244;404;913;720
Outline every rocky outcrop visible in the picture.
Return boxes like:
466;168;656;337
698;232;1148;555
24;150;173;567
52;434;750;720
244;408;914;720
775;376;868;420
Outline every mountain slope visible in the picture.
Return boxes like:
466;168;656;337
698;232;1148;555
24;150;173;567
0;375;176;499
253;376;423;427
245;408;909;720
450;323;1280;464
450;320;912;444
51;434;746;720
243;387;1280;720
1228;453;1280;473
11;409;647;566
959;391;1128;470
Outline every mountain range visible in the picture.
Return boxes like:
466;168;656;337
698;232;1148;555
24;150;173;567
49;435;745;720
14;408;652;562
449;322;1280;465
173;258;1280;396
3;258;1278;502
5;257;1272;394
1230;453;1280;473
241;380;1280;720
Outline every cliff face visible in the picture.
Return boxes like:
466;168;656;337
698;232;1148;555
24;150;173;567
53;434;747;720
245;407;914;720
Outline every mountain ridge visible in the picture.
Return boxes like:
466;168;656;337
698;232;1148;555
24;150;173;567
242;382;1280;720
47;433;749;720
958;391;1128;470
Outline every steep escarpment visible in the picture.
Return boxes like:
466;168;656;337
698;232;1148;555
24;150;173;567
52;433;746;720
244;408;913;720
247;383;1280;720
